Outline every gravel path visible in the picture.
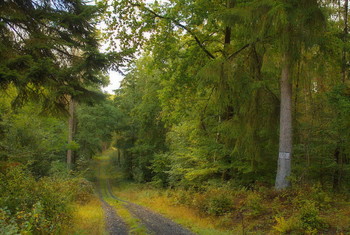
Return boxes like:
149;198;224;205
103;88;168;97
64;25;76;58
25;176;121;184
97;165;128;235
106;178;194;235
100;198;129;235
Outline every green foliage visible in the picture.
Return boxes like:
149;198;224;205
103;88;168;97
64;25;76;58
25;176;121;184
273;200;327;234
66;141;80;151
243;192;266;217
273;216;300;234
206;193;233;216
97;0;350;203
151;153;171;187
0;0;112;112
0;95;67;177
76;99;122;159
0;165;94;234
298;200;326;232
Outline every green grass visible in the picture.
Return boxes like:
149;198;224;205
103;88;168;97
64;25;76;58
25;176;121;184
62;197;106;235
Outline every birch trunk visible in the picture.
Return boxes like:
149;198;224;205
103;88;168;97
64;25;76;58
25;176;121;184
275;53;293;190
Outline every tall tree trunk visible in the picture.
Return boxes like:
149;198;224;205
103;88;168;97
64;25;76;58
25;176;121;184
275;53;293;190
223;0;234;57
67;97;75;170
332;148;341;191
342;0;348;82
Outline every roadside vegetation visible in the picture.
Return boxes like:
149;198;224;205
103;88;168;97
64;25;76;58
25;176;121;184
111;176;350;234
0;164;103;234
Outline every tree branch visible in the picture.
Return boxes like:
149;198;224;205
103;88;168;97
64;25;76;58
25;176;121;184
131;2;216;59
227;43;250;60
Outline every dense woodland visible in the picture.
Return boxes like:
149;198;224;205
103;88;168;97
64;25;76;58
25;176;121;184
1;0;350;234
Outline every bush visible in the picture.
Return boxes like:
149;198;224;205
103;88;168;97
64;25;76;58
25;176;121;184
299;200;327;232
243;192;266;217
273;216;300;234
206;193;233;216
0;165;94;234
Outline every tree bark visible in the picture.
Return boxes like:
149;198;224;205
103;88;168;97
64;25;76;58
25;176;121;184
342;0;348;82
275;53;293;190
332;148;341;191
67;97;75;170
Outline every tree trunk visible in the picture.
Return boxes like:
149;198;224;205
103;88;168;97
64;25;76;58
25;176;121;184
275;53;293;190
67;97;75;170
342;0;348;82
332;148;341;191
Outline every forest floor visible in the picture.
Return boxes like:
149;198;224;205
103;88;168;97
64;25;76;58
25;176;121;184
96;155;194;235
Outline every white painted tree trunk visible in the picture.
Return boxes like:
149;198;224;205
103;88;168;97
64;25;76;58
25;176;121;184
275;53;293;190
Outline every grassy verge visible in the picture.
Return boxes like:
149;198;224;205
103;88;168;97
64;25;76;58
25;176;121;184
62;197;105;235
111;182;350;234
111;183;235;235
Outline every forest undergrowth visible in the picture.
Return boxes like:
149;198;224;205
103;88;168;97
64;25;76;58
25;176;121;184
98;144;350;235
0;163;104;234
111;174;350;234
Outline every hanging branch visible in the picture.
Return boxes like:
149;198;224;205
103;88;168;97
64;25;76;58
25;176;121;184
130;2;216;59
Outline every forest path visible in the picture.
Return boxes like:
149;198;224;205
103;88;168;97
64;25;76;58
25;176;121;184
96;155;194;235
97;158;129;235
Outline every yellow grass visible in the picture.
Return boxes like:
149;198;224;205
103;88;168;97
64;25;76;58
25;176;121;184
112;186;235;235
62;197;106;235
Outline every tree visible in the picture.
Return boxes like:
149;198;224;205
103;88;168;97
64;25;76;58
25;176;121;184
243;0;324;189
66;96;76;169
0;0;112;112
75;99;122;160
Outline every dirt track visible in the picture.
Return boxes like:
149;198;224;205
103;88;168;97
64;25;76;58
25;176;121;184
100;198;129;235
98;158;194;235
125;201;194;235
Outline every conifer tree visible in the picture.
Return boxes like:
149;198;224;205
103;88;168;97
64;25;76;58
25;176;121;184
0;0;112;112
250;0;325;189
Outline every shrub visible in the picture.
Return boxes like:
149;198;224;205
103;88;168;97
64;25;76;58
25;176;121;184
0;165;94;234
299;200;327;232
243;192;266;217
273;216;300;234
206;193;233;216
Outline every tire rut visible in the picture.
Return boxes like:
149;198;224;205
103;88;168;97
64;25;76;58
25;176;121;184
107;178;194;235
125;202;194;235
100;198;129;235
97;163;129;235
98;158;194;235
